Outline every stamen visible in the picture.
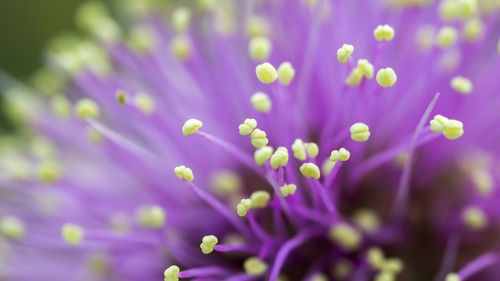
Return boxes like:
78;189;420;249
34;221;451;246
75;98;100;121
248;36;272;61
200;235;218;254
128;25;156;54
182;119;203;136
170;34;192;60
256;63;278;84
62;223;84;245
345;68;364;86
436;26;458;48
292;139;307;160
236;199;252;217
350;122;371;142
462;206;488;231
38;161;62;183
210;170;242;195
270;147;289;169
463;18;484;41
250;191;271;208
300;163;321;179
353;209;381;233
164;265;180;281
0;216;25;240
244;257;267;276
134;93;155;115
358;59;374;79
238;118;258;135
445;273;461;281
330;148;350;162
430;115;450;132
443;119;464;140
337;44;354;63
277;62;296;86
172;7;191;32
251;92;272;113
280;184;297;197
329;223;362;251
251;129;269;148
376;67;397;88
305;142;319;158
367;247;386;269
451;76;473;94
255;146;274;165
174;165;194;181
457;253;499;280
374;25;395;41
332;259;353;280
246;16;270;38
135;205;166;229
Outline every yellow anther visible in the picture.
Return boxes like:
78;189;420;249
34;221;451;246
172;7;191;32
62;223;84;245
415;25;436;51
134;93;155;115
430;114;449;132
251;92;272;113
164;265;180;281
439;0;460;21
244;257;268;276
250;191;271;208
210;170;242;195
353;209;381;234
375;271;395;281
280;184;297;197
462;206;488;230
128;26;156;54
376;67;397;88
357;59;374;79
374;24;395;41
337;44;354;63
332;259;353;280
238;118;258;135
136;205;166;228
382;258;404;274
305;142;319;158
278;62;296;86
170;34;191;60
329;223;362;251
254;146;274;165
345;68;364;86
458;0;478;18
38;161;62;183
445;273;462;281
256;62;278;84
367;247;385;269
443;119;464;140
471;169;494;196
248;36;272;61
322;159;336;176
463;18;484;41
200;235;218;254
436;26;458;48
270;146;289;169
0;216;25;240
116;90;128;105
197;0;216;11
311;274;328;281
174;165;194;181
251;129;269;148
51;96;71;118
451;76;473;94
236;199;252;217
182;119;203;136
330;148;350;162
291;139;307;161
75;98;100;121
87;127;103;143
246;16;269;37
350;122;371;142
300;162;321;179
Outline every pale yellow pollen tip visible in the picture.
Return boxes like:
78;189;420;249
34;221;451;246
0;216;25;240
278;62;296;85
244;257;268;276
251;92;272;113
329;223;362;251
238;118;258;135
256;62;278;84
250;190;271;207
374;24;395;41
251;129;269;148
248;36;272;61
337;44;354;63
200;235;218;254
254;146;273;165
350;122;371;142
62;223;84;245
436;26;458;48
174;165;194;181
451;76;473;94
164;265;180;281
270;147;289;169
300;162;321;179
75;98;100;121
445;273;462;281
280;184;297;197
237;198;252;217
330;148;350;162
462;206;488;231
182;119;203;136
376;67;397;88
136;205;166;228
115;90;128;105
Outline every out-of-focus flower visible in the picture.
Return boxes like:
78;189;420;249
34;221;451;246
1;0;500;280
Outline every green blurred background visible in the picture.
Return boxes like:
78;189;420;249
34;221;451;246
0;0;87;79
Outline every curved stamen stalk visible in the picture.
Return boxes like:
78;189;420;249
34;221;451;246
178;266;235;278
458;252;499;280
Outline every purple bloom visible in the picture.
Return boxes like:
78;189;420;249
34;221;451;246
1;0;500;280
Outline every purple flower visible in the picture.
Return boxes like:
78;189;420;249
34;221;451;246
1;0;500;280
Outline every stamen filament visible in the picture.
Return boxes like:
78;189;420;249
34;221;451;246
178;266;235;278
458;253;499;280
